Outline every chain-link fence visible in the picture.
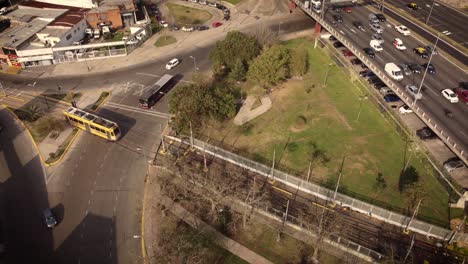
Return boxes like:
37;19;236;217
165;135;468;243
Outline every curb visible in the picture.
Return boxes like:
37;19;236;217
91;91;111;112
45;129;80;166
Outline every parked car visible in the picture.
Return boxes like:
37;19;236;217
329;35;337;41
399;104;413;114
416;127;437;140
393;38;406;51
379;87;392;95
363;47;375;58
395;25;411;36
189;0;199;3
368;76;381;84
370;23;384;34
353;21;364;31
333;14;344;23
342;49;354;57
371;33;384;44
208;2;218;7
199;0;207;4
333;41;344;48
212;21;223;27
384;93;400;102
443;158;465;173
422;63;436;74
399;64;412;75
181;26;194;32
405;84;422;99
343;7;352;13
413;47;429;58
0;7;7;15
159;20;169;28
166;58;180;69
441;89;459;103
375;13;386;22
197;25;209;31
332;5;341;12
359;70;374;78
351;58;362;65
43;209;58;228
453;88;468;104
408;63;422;74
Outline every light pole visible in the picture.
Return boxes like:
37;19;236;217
322;63;335;87
412;33;440;107
404;199;423;234
425;0;436;25
380;0;385;14
189;55;198;72
355;95;368;122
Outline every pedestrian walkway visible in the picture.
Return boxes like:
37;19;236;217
234;95;272;125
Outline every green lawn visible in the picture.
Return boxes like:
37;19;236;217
154;36;177;47
166;3;212;25
224;0;242;4
202;38;450;226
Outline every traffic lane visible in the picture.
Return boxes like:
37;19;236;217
0;108;53;263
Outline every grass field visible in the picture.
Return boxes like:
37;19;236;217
166;3;212;25
224;0;242;4
154;36;177;47
202;38;450;226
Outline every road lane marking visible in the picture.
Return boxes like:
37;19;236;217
106;102;172;119
136;72;194;84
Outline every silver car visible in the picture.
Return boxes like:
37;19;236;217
370;23;384;34
443;158;465;173
399;64;412;76
43;209;58;228
371;33;384;44
405;84;422;99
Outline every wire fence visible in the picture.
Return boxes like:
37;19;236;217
165;135;468;243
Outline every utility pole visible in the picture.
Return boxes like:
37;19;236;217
189;55;198;72
306;161;312;182
449;215;466;244
333;155;346;201
425;0;436;25
277;199;290;242
355;95;368;121
270;149;276;182
413;33;440;107
403;235;415;263
189;121;194;149
380;0;385;14
404;199;423;234
322;63;334;87
320;0;327;20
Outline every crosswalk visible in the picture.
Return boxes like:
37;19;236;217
105;101;172;119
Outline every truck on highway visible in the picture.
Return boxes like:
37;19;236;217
385;62;404;81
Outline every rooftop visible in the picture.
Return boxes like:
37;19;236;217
0;18;49;49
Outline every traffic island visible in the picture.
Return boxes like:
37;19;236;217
45;128;79;165
154;35;177;47
91;91;110;111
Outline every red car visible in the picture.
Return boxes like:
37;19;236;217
212;21;223;27
343;7;352;13
454;88;468;104
342;49;354;57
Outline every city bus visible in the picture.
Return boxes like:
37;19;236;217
139;74;175;109
63;107;121;141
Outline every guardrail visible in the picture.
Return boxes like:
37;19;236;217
165;135;468;243
291;0;468;172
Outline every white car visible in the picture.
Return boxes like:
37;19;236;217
166;58;180;70
441;89;459;103
0;7;8;15
399;104;413;114
199;0;207;4
393;38;406;51
370;40;383;52
181;26;194;32
395;25;411;36
159;21;169;28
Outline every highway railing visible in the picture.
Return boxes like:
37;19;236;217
165;135;468;243
291;0;468;176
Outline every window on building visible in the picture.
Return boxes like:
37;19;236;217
66;34;72;40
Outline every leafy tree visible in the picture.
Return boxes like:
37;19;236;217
208;31;261;76
247;44;290;87
229;59;246;81
398;166;419;192
289;44;308;76
26;105;40;122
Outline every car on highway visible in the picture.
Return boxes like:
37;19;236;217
333;41;345;48
370;23;384;34
384;93;400;102
422;63;436;74
363;47;375;58
43;209;58;228
399;64;412;75
212;21;223;27
405;84;422;99
375;13;386;22
393;38;406;51
368;14;379;24
441;89;459;103
425;45;438;55
166;58;180;69
333;14;344;23
351;58;362;65
443;158;465;173
395;25;411;36
370;40;383;52
453;88;468;104
416;127;437;140
408;3;419;10
371;33;384;43
408;63;422;74
385;62;404;80
353;21;365;31
413;47;429;58
342;49;354;57
399;104;413;114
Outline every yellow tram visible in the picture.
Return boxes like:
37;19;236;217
63;107;121;141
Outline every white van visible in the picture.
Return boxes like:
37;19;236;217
385;63;404;81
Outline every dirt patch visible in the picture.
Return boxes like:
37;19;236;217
236;0;290;16
290;115;307;132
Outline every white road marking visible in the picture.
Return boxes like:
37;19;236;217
106;102;172;119
136;72;193;84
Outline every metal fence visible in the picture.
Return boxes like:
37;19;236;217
165;135;468;243
291;0;468;170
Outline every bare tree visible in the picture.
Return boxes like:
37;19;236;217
251;23;279;47
242;174;270;228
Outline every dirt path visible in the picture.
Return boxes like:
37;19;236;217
234;95;272;125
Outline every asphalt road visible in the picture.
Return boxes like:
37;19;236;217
304;2;468;160
0;108;53;264
0;14;315;264
363;0;468;65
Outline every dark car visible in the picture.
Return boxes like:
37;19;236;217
329;35;337;41
342;49;354;57
333;14;344;23
351;58;362;65
373;82;386;89
368;76;382;85
460;82;468;89
359;70;375;78
353;21;364;30
416;127;437;140
363;47;375;58
422;63;436;74
197;25;209;31
413;47;429;58
217;4;226;10
332;5;341;12
408;63;422;74
425;45;438;55
375;13;386;22
454;88;468;104
224;14;230;20
333;41;344;48
384;93;400;102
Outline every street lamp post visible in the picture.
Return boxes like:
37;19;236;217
426;0;436;25
189;55;198;72
322;63;334;87
412;33;441;107
355;95;368;122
